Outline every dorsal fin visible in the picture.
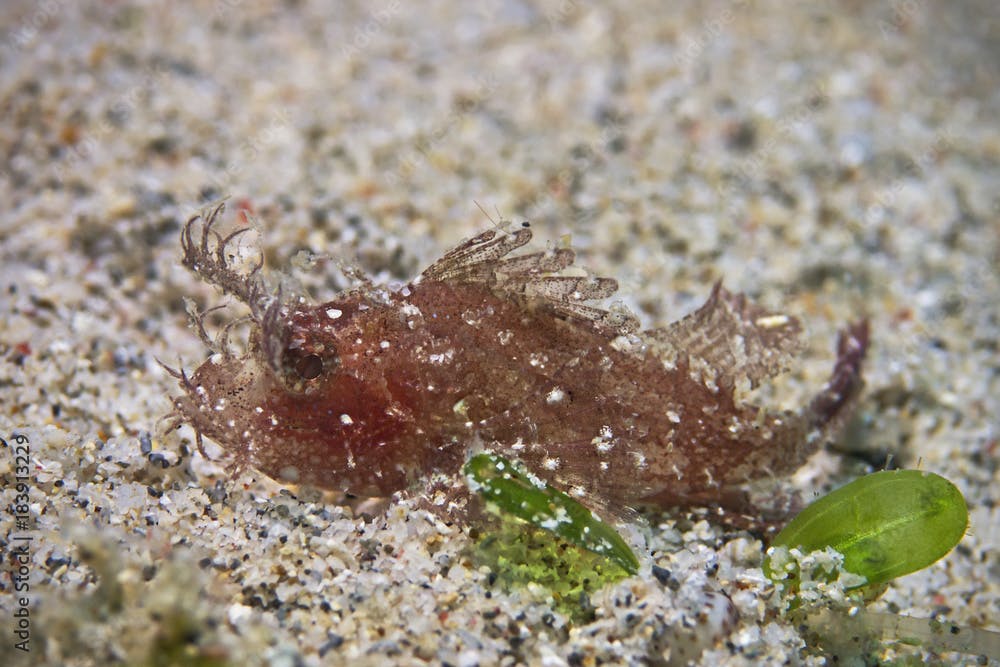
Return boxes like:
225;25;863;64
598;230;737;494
417;226;639;335
647;282;804;387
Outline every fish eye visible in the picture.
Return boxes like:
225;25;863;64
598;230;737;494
295;354;324;380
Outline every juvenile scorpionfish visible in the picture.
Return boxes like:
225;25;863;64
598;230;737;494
168;202;868;522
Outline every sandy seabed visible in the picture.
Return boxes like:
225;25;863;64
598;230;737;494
1;2;998;665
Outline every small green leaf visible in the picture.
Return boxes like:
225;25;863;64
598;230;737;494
768;470;968;588
464;453;639;575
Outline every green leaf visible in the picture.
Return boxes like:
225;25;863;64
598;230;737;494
768;470;968;588
464;453;639;575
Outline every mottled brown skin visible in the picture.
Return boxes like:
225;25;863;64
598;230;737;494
168;202;869;521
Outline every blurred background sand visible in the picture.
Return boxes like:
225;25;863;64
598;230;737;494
1;2;998;665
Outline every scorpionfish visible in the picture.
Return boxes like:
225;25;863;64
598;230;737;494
168;202;868;521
